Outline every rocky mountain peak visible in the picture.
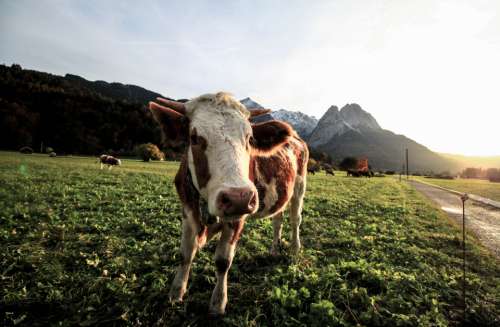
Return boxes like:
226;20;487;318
240;97;263;109
339;103;381;130
308;103;381;147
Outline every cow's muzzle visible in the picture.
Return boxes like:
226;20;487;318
216;187;257;217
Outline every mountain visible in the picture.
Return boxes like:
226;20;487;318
0;64;479;172
308;104;380;147
240;98;318;138
240;97;275;124
309;103;459;173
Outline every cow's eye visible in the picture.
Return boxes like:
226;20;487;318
247;135;255;148
190;134;198;145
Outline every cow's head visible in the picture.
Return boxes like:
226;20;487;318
149;92;292;221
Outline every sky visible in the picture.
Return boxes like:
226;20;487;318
1;0;499;156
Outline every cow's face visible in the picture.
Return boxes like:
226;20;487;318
149;92;292;221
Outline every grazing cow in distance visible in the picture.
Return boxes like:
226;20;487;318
98;154;122;170
148;92;308;316
307;159;320;175
322;163;335;176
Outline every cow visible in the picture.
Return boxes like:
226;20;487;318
148;92;308;316
322;163;335;176
307;159;320;175
98;154;121;170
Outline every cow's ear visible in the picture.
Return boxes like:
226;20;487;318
149;101;189;147
251;120;292;151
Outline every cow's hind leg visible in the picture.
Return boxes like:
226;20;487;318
169;208;201;302
289;175;306;255
209;219;244;316
271;212;283;255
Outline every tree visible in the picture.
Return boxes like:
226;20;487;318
339;157;358;171
135;143;164;162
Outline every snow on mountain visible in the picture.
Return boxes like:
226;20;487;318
271;109;318;138
240;98;318;138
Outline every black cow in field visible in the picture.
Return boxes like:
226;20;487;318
307;159;321;175
98;155;122;170
322;164;335;176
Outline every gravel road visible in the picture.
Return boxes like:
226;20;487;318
409;180;500;258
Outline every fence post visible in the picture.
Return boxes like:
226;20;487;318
460;193;469;325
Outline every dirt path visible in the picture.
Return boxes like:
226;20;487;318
409;180;500;258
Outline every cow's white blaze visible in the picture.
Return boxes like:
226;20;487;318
185;93;258;217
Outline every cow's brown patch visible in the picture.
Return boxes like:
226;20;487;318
175;155;204;239
190;128;211;189
251;120;292;152
254;149;296;214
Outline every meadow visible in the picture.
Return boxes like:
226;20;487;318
1;152;499;326
414;176;500;202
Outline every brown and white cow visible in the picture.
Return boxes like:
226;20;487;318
148;92;308;315
98;154;122;170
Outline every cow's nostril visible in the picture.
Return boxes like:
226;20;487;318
248;193;257;210
221;194;231;205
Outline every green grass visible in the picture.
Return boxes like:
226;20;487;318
1;152;499;326
413;176;500;202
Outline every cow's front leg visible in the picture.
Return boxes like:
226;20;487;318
289;176;306;255
169;208;201;302
271;212;283;255
209;219;245;316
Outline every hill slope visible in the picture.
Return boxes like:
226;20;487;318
0;64;165;154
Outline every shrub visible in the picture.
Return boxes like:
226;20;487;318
385;170;395;175
135;143;164;162
45;147;54;153
49;152;57;157
19;146;33;154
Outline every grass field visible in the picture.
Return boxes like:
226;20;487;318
1;152;499;326
413;176;500;202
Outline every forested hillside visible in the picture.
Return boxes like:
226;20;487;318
0;64;165;155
